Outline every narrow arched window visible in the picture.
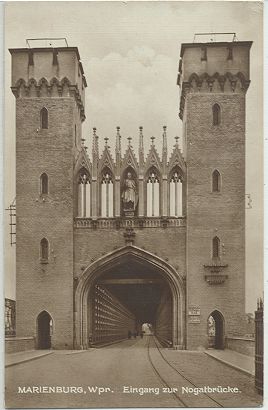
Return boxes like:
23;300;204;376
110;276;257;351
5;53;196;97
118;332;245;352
40;238;49;261
40;173;48;195
40;107;48;129
169;170;183;217
147;169;160;217
212;104;221;126
101;169;114;217
212;236;220;258
77;170;91;217
212;170;220;192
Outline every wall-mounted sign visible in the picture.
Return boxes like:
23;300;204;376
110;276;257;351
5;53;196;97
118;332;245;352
188;316;201;324
188;306;201;316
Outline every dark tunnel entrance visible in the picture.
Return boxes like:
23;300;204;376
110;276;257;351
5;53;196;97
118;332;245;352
88;259;173;347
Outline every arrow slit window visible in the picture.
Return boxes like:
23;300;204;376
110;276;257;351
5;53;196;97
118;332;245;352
212;236;220;258
101;169;114;218
40;107;48;129
78;170;91;217
212;170;221;192
147;169;160;217
212;103;221;126
40;238;49;261
40;173;48;195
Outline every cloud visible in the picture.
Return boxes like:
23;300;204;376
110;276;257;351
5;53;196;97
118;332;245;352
83;46;181;155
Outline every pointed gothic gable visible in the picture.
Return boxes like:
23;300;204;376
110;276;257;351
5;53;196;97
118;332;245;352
121;146;139;174
74;148;92;179
144;145;162;174
99;146;115;175
168;145;186;176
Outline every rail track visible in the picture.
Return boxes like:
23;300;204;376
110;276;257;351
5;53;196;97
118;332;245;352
147;335;225;408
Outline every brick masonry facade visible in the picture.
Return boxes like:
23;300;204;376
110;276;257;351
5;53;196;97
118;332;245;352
10;41;252;350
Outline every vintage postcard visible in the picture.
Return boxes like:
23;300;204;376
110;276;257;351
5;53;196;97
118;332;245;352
4;1;264;408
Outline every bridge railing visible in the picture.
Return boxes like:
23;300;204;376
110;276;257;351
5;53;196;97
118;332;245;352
255;298;263;394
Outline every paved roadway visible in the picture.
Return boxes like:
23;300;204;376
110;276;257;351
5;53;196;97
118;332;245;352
5;336;262;408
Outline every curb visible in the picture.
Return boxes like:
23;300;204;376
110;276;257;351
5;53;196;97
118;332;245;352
204;351;254;377
91;338;128;348
5;351;54;368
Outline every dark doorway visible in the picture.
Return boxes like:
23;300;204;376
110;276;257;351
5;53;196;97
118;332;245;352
37;311;52;349
90;258;173;346
208;310;224;349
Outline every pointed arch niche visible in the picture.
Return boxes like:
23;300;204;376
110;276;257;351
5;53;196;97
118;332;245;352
146;167;160;217
77;168;91;218
121;166;138;216
100;167;114;218
169;167;183;217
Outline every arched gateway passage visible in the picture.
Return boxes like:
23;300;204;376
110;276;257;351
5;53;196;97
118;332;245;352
75;246;185;349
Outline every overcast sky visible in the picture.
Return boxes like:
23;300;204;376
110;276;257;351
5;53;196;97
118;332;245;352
4;1;263;313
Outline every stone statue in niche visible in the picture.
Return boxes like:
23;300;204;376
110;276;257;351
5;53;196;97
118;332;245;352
121;172;138;217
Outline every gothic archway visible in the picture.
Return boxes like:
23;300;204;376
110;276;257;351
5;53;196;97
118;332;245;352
74;245;185;349
37;311;52;349
208;310;225;349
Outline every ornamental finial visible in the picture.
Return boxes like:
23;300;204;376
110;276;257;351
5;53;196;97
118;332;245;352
151;136;155;145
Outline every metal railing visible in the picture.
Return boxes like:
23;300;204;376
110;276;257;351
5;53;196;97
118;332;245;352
255;298;263;394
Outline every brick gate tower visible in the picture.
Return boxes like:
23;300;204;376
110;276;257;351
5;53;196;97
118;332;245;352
9;39;252;350
10;47;86;348
178;41;252;349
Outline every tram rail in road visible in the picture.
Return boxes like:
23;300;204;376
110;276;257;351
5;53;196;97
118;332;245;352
147;335;225;408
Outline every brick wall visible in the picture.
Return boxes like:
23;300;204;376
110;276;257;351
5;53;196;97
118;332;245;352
74;226;186;281
226;337;255;357
185;93;246;349
16;97;76;349
5;337;35;353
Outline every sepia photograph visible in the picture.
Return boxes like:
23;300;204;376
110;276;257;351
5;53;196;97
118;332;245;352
4;1;264;408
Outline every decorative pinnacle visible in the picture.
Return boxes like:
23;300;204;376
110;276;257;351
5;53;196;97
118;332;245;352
162;126;167;155
93;127;97;136
127;136;132;146
81;138;85;146
116;126;121;155
104;137;109;146
139;126;144;149
175;136;179;145
151;136;155;145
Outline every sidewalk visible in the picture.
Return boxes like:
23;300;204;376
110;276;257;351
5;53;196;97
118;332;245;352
205;348;254;377
5;350;53;367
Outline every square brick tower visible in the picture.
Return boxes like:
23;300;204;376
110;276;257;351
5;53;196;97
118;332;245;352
9;47;86;348
178;41;252;349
